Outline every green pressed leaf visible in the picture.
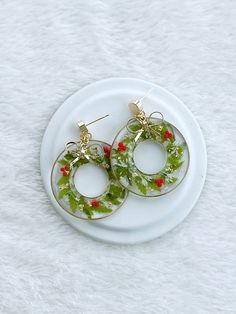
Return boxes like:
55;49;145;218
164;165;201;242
83;207;93;219
103;195;121;205
119;188;126;199
149;127;161;139
167;155;182;165
164;161;184;174
77;196;93;218
177;143;186;155
106;168;114;180
148;181;161;191
128;123;142;132
123;136;132;145
167;143;184;156
57;175;69;186
101;183;125;205
166;142;175;153
149;123;161;132
138;130;150;141
64;153;74;160
91;155;103;164
134;176;147;195
109;184;123;197
92;205;112;214
115;166;130;179
58;188;70;200
171;160;184;170
68;194;78;213
78;195;90;207
164;167;173;174
116;153;129;163
57;159;69;165
159;122;168;134
166;177;177;185
74;158;89;167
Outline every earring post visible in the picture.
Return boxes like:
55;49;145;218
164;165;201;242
138;87;154;103
86;114;109;126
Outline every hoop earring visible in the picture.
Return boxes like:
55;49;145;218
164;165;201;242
110;98;190;197
51;116;128;220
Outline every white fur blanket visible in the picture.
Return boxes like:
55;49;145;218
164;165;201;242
0;1;235;313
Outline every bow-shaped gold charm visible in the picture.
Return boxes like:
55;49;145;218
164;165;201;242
127;100;164;142
64;118;108;167
65;121;94;167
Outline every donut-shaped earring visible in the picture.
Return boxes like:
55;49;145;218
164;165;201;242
110;99;190;197
51;116;127;220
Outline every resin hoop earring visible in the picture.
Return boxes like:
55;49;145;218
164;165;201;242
51;117;127;220
110;99;190;197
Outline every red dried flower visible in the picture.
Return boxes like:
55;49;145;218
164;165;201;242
118;142;127;151
154;178;165;187
103;146;111;158
91;199;100;207
164;130;173;140
60;165;70;176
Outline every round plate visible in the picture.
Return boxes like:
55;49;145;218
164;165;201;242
40;78;207;244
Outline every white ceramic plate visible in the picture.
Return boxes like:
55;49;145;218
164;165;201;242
40;78;207;244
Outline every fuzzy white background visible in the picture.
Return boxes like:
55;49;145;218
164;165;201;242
0;1;235;313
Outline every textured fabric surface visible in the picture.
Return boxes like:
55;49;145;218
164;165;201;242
0;1;235;313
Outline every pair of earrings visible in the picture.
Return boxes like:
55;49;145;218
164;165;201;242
51;97;189;220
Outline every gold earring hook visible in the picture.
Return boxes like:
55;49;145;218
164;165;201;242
128;87;154;117
77;114;110;147
64;114;110;164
